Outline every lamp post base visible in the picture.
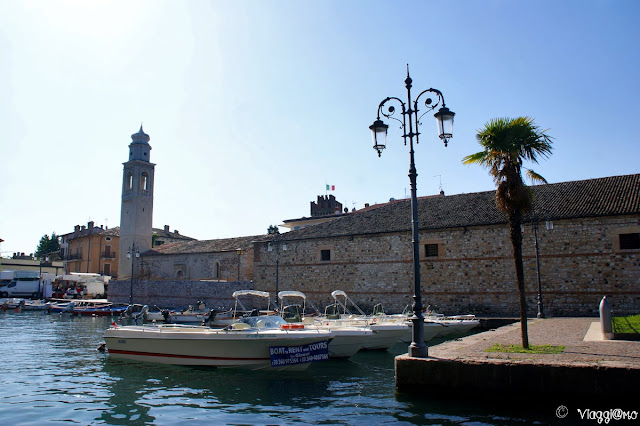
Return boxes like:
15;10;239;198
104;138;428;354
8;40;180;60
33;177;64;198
408;343;428;358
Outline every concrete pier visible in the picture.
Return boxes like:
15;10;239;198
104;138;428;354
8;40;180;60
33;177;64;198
396;318;640;401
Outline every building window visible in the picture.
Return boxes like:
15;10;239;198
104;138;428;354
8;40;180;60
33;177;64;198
320;249;331;261
103;264;111;276
425;243;439;257
176;269;184;279
126;171;133;190
213;261;220;279
620;233;640;250
141;172;149;192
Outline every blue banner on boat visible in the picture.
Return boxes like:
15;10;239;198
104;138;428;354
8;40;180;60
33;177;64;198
269;340;330;367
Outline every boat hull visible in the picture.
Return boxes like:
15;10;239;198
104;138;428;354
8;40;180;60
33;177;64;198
104;325;332;369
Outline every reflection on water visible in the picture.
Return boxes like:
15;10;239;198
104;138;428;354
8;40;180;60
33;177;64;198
0;311;548;425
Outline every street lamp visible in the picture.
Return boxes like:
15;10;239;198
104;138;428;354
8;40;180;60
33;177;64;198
531;214;545;319
38;256;50;300
268;235;287;297
370;66;455;358
236;248;243;281
127;243;140;305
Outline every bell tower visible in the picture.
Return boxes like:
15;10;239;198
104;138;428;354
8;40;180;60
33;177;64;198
118;125;155;279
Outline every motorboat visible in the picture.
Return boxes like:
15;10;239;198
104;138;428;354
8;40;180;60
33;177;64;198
23;299;52;312
51;299;127;316
393;306;480;343
103;290;332;370
320;290;409;351
0;298;25;311
278;291;373;358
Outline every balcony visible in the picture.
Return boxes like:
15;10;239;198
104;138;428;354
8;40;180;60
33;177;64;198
101;251;117;259
63;254;82;261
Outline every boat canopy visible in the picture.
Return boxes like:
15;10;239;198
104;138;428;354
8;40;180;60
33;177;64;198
232;290;270;299
277;291;306;300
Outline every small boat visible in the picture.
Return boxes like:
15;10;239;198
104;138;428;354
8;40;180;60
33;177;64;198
278;291;373;358
51;299;127;316
23;299;52;312
0;298;26;312
318;291;409;351
103;290;332;370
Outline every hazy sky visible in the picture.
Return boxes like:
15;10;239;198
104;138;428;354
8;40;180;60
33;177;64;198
1;0;638;256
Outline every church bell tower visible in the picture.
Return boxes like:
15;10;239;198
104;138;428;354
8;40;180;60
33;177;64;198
118;125;155;279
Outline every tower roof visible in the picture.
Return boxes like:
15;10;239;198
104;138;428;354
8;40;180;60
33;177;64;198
131;125;150;144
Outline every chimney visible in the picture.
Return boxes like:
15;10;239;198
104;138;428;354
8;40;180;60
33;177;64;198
88;221;94;230
164;225;170;233
175;230;179;234
364;203;370;208
440;190;445;196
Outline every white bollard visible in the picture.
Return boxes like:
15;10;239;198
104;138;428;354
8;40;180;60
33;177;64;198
599;296;613;340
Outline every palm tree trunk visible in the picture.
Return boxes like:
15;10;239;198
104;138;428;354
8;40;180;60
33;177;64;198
509;210;530;349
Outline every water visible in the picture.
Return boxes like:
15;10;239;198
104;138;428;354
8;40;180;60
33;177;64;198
0;311;552;425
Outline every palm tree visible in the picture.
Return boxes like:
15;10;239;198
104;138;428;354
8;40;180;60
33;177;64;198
463;117;553;348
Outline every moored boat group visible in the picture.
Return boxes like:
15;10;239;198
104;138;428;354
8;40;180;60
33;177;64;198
2;290;479;370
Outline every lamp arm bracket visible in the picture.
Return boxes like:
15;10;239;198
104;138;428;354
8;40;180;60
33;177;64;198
377;96;406;130
414;88;445;124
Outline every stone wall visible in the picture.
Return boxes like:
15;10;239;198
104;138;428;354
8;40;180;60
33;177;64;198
108;279;252;309
138;246;254;282
253;215;640;317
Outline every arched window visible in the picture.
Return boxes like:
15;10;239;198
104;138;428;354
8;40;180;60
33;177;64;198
213;261;221;279
141;172;149;192
126;171;133;190
175;269;183;279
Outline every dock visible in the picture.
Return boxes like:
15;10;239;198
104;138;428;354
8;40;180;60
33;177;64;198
396;318;640;404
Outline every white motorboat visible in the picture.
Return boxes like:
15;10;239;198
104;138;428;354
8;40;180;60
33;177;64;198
278;291;373;358
23;299;52;311
103;290;332;370
324;290;409;350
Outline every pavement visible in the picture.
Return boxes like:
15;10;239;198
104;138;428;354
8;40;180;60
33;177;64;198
428;317;640;369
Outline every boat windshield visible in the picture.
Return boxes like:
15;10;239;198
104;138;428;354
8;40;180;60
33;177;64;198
241;315;287;329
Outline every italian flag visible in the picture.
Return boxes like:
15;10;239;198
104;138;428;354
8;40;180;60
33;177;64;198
326;184;335;191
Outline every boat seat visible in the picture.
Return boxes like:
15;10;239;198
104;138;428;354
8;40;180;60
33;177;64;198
231;322;251;330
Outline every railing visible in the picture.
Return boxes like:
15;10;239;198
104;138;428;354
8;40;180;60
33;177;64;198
62;254;82;260
101;251;116;259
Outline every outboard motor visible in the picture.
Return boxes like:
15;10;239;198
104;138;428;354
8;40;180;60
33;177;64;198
204;309;217;326
162;309;171;323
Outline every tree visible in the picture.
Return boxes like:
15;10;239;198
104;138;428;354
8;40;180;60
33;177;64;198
267;225;280;235
35;233;61;259
463;117;553;349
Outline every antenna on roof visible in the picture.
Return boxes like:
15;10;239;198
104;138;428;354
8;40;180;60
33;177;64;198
434;175;443;193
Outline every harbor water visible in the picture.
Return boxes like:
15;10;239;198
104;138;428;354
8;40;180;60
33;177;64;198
0;311;553;425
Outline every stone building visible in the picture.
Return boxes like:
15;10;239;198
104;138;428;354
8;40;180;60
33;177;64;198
109;127;638;315
253;174;640;316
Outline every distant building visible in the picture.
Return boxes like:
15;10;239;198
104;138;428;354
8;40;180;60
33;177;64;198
282;195;350;231
0;253;63;276
60;222;120;277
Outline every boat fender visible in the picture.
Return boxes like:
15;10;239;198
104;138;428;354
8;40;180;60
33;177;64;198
280;323;305;330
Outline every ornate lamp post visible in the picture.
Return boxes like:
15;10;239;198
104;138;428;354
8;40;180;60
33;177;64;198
370;66;455;358
127;243;140;305
268;235;287;297
531;214;545;319
236;248;243;281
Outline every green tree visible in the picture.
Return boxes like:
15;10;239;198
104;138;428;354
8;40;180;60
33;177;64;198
267;225;280;235
35;232;61;259
463;117;553;349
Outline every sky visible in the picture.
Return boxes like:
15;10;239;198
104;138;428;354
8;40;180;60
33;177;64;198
1;0;638;256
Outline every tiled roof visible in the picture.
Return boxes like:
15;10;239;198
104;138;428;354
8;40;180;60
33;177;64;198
152;228;195;241
146;234;266;256
281;174;640;241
